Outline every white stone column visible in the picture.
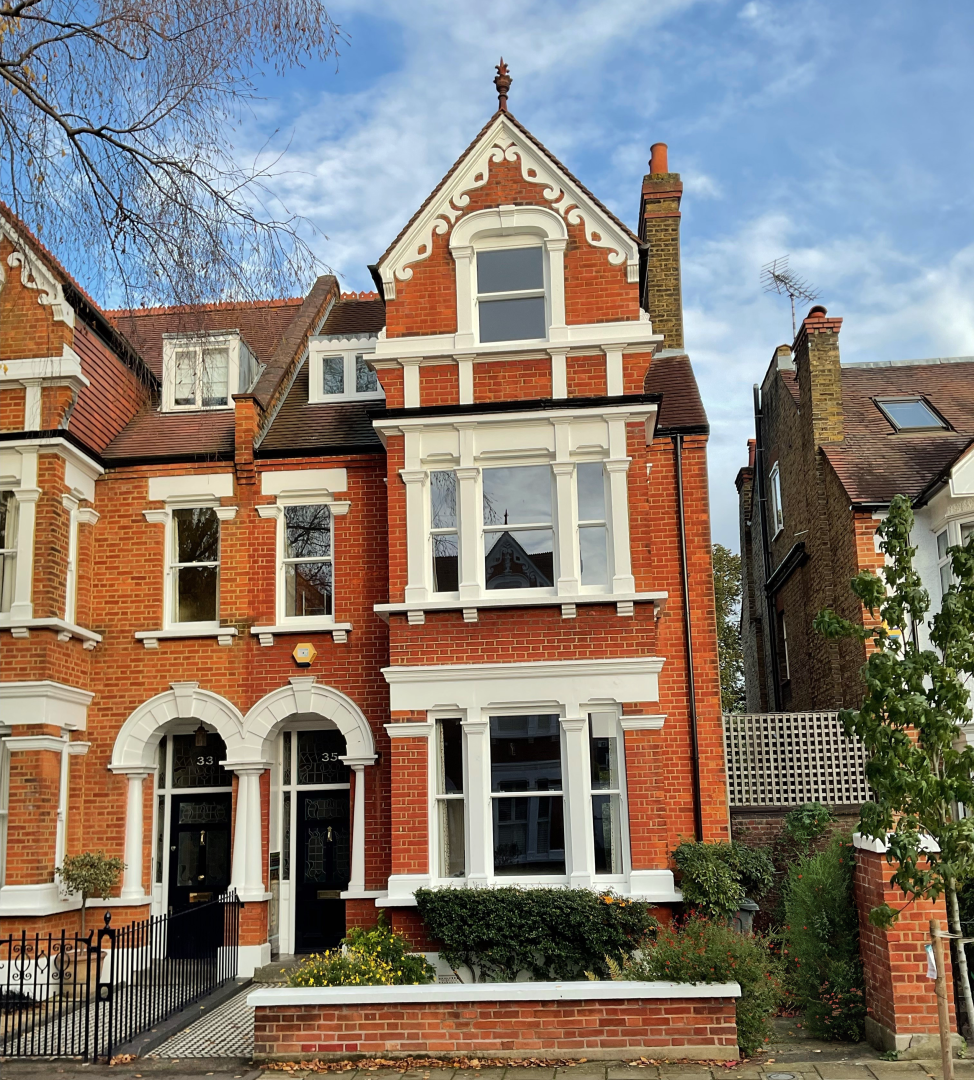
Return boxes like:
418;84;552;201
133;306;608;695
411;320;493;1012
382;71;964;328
545;238;568;343
605;457;635;593
462;712;491;886
346;762;367;894
400;469;428;604
456;467;481;599
604;346;626;397
559;716;593;888
120;770;152;901
230;766;267;901
10;448;40;622
552;461;578;594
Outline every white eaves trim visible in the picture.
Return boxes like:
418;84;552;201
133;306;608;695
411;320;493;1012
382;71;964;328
247;980;741;1008
385;656;665;684
620;714;667;731
853;831;941;854
373;403;658;435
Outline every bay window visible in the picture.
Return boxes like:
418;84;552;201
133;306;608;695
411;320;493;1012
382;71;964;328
489;714;565;876
482;466;554;590
0;491;17;613
476;246;547;344
171;507;220;623
434;718;465;878
283;505;332;618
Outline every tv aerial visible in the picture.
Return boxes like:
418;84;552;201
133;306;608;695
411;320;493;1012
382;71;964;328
761;256;821;338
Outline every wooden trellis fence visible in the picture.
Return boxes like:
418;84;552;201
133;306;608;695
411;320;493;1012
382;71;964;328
722;711;871;808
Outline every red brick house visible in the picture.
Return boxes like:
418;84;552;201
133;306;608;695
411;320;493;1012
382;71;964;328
0;90;727;973
737;305;974;712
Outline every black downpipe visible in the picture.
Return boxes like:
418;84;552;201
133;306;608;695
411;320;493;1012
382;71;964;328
752;384;782;709
674;434;704;842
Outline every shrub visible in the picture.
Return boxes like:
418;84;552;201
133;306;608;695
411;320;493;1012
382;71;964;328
415;887;656;982
612;916;782;1056
286;917;435;988
782;834;865;1041
783;803;836;852
672;840;775;920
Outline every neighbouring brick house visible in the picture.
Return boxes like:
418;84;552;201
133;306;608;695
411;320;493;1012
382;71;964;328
0;83;728;974
737;304;974;712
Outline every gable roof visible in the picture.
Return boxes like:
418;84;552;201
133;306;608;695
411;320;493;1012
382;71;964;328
820;358;974;506
377;110;640;298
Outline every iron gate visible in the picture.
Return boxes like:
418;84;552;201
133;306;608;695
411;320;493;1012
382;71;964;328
0;891;241;1062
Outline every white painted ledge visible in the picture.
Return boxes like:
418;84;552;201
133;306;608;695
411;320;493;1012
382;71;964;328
0;617;102;647
248;979;741;1008
375;591;666;619
135;627;238;649
251;622;352;646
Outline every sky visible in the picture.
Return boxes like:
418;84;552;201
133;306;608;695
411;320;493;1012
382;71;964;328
240;0;974;551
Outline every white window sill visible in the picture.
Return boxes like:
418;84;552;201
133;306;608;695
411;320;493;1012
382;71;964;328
374;591;667;624
135;626;238;649
251;622;352;646
0;616;102;649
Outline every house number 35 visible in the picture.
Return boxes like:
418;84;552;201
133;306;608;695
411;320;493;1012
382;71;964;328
321;752;340;761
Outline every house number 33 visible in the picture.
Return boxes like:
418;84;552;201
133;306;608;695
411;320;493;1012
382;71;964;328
196;755;215;766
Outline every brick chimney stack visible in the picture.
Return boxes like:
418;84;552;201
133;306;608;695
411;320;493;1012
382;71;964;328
793;305;844;446
640;142;684;350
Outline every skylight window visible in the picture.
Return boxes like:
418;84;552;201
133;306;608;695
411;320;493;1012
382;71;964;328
875;398;947;432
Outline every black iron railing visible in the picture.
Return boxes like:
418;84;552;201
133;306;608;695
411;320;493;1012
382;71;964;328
0;891;241;1062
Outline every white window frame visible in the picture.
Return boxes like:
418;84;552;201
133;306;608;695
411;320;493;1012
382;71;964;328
875;396;948;432
307;338;384;404
480;461;558;596
588;710;630;883
161;333;259;413
449;206;569;352
473;236;549;346
937;527;952;598
429;470;459;596
484;705;570;885
431;715;467;882
166;505;223;630
769;462;784;537
0;488;19;616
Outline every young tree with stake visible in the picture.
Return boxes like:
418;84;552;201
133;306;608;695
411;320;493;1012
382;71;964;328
815;494;974;1048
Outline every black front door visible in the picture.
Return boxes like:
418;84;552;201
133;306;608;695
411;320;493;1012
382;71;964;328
168;793;232;914
294;790;350;953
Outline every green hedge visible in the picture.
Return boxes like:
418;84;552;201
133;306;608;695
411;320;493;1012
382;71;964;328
782;835;865;1041
414;886;656;982
286;917;435;987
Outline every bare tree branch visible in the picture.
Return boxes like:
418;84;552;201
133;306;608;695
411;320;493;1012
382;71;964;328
0;0;342;307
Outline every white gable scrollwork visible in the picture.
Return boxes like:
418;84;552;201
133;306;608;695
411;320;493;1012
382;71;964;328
0;216;76;328
380;117;639;298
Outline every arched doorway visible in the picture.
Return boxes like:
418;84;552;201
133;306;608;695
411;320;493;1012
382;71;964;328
278;724;351;953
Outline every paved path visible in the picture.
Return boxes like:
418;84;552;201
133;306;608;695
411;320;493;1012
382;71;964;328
149;983;257;1059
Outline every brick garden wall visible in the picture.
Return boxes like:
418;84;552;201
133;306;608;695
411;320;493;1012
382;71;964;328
251;990;740;1061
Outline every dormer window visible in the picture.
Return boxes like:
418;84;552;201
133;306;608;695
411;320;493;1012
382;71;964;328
162;333;260;412
308;339;384;404
476;245;546;343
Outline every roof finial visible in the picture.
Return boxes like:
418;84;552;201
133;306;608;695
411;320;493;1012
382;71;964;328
494;58;512;113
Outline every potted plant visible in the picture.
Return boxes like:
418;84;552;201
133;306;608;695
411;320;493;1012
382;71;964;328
55;851;124;995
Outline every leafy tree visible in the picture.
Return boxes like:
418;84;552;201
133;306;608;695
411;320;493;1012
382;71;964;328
814;494;974;1036
713;543;746;712
0;1;341;307
56;850;124;936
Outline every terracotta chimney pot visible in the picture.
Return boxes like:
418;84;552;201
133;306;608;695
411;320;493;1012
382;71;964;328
649;143;669;175
808;304;828;318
